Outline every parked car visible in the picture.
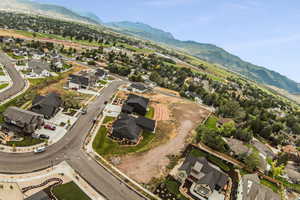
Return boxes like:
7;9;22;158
44;124;56;130
82;108;87;115
39;134;50;140
34;147;46;153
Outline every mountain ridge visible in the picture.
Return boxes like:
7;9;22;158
106;21;300;94
0;0;100;25
0;0;298;94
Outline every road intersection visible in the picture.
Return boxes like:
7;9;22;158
0;52;145;200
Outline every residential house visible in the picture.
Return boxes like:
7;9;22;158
112;114;142;144
135;116;156;132
30;93;62;119
122;94;149;116
237;174;280;200
1;106;44;134
28;60;52;77
111;114;156;144
32;51;45;60
68;71;97;90
129;83;148;93
95;68;107;79
176;155;229;200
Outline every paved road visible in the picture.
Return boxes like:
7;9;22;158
0;52;26;102
0;61;145;200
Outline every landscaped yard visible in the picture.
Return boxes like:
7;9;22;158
102;116;115;124
0;83;8;90
92;125;155;157
260;179;279;193
52;182;91;200
0;67;5;76
145;106;155;119
6;136;43;147
7;52;24;60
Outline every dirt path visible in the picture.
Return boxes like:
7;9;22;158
117;102;210;183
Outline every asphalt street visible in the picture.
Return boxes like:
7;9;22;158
0;52;26;102
0;54;145;200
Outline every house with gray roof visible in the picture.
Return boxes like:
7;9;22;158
122;94;150;116
175;155;228;200
112;114;142;144
237;174;280;200
30;92;62;119
68;71;97;90
1;106;44;134
129;82;148;93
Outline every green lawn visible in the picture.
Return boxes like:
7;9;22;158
204;116;218;129
164;178;188;200
98;80;108;85
93;126;155;157
102;116;115;124
0;83;9;90
0;67;4;76
260;179;279;193
7;136;43;147
7;52;24;60
53;182;91;200
145;106;155;119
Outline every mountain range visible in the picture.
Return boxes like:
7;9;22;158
0;0;299;94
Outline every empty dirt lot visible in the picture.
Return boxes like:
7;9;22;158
116;92;211;183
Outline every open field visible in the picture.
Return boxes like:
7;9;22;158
116;92;211;183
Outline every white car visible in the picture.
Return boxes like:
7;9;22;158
34;147;46;153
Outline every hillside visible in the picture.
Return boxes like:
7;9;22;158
106;21;300;94
0;0;100;25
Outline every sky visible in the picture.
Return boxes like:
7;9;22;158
34;0;300;82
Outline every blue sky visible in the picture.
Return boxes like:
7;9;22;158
34;0;300;82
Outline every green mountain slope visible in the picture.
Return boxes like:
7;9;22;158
0;0;100;25
106;21;300;94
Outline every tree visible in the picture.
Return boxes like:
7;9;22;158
243;152;260;171
221;121;236;137
269;160;285;178
235;128;253;142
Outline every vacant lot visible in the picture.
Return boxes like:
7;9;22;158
116;93;211;183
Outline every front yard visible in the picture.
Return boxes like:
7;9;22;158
92;125;155;157
6;136;43;147
0;83;8;90
52;182;91;200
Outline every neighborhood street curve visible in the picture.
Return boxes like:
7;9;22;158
0;78;145;200
0;52;26;103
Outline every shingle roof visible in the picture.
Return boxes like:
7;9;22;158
31;93;62;118
136;116;156;132
69;74;90;86
3;106;42;124
112;114;142;142
241;174;280;200
131;83;147;91
179;155;228;191
127;94;149;110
